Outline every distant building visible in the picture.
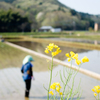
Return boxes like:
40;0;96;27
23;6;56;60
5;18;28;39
94;23;98;31
51;28;61;32
39;26;61;32
94;23;100;31
38;26;53;32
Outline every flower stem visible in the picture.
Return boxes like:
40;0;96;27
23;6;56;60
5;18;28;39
47;57;53;100
98;93;99;100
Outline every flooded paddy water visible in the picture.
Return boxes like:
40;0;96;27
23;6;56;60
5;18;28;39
0;41;100;100
11;41;100;74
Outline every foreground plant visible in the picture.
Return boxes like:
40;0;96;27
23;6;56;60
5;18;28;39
65;51;89;65
92;85;100;100
44;43;89;100
45;43;61;100
49;82;63;99
58;51;89;100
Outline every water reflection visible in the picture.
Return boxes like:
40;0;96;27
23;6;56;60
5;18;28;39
67;50;100;74
11;41;89;60
1;67;99;100
11;41;100;74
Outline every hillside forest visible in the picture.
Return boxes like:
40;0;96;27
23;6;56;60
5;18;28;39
0;0;100;32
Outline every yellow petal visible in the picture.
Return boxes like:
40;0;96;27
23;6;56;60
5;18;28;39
70;51;75;57
75;60;81;65
45;48;49;53
92;89;95;92
60;92;63;95
81;56;89;63
49;91;54;95
73;54;78;60
94;93;97;96
56;87;60;92
67;58;71;62
65;53;70;57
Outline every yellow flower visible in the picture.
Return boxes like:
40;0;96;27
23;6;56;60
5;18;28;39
45;43;61;57
51;48;61;57
96;90;100;93
51;52;56;57
49;43;54;47
57;48;62;52
81;56;89;63
47;43;54;51
47;46;53;51
67;58;71;62
65;53;70;57
73;54;78;60
56;87;60;92
50;84;56;90
45;48;49;54
94;93;97;96
50;82;61;91
55;82;60;86
70;51;75;57
54;45;58;48
92;89;95;92
94;85;100;90
75;60;81;65
92;85;100;95
49;91;54;95
60;92;62;95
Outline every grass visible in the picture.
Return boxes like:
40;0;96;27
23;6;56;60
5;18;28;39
1;31;100;41
0;42;57;72
0;32;69;36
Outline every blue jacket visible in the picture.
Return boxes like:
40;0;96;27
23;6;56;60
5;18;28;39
21;62;33;81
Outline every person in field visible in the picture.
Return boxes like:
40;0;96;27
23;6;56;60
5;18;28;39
21;55;34;98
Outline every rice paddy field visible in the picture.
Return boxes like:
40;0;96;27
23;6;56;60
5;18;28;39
0;31;100;100
0;42;55;71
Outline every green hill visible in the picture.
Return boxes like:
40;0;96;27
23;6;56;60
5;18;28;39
0;0;100;30
0;0;15;3
0;1;25;16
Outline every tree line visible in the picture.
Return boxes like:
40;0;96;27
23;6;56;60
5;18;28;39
0;9;31;32
0;9;97;32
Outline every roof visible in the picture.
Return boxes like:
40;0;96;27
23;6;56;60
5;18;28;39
40;26;53;29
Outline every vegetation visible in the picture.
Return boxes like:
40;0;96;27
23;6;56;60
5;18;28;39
0;0;15;3
0;0;100;31
0;9;31;32
0;31;100;41
44;43;89;100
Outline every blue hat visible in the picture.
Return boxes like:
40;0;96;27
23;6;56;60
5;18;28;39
23;55;34;65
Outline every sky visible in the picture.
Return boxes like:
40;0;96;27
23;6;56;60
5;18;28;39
58;0;100;15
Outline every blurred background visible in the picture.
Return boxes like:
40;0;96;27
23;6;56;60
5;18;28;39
0;0;100;100
0;0;100;32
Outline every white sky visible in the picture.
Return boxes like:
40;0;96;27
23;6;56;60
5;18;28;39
58;0;100;15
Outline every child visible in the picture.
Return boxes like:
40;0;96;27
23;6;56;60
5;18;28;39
21;55;34;98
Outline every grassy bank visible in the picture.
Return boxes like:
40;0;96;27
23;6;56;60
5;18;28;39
13;37;100;51
0;42;57;72
1;31;100;41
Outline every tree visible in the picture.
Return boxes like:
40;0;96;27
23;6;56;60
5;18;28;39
0;9;31;32
70;9;77;16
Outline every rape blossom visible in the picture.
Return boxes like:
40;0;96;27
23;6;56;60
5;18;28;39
75;60;81;65
65;51;89;65
81;56;89;63
49;91;54;95
49;82;62;96
92;85;100;100
45;43;61;57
